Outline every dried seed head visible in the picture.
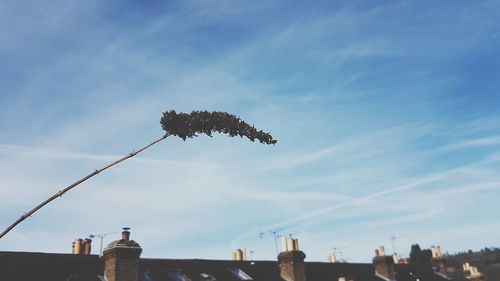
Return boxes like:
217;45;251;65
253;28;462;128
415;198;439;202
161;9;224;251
160;110;277;145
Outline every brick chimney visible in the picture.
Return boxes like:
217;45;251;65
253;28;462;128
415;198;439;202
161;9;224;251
373;246;396;281
278;237;306;281
103;227;142;281
431;246;448;277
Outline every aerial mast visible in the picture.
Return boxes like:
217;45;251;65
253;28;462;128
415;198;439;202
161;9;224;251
89;231;120;256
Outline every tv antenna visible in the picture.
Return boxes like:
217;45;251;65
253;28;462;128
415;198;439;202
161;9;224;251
89;231;120;256
391;234;404;256
249;250;255;261
329;246;347;262
259;225;297;256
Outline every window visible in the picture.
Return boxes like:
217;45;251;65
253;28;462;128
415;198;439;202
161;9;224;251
139;270;155;281
228;268;253;280
200;273;217;281
165;270;192;281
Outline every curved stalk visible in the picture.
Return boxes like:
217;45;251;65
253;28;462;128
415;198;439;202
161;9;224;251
0;134;168;240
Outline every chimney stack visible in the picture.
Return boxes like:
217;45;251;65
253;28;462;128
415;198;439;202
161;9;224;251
71;238;92;255
278;237;306;281
373;245;396;281
463;263;484;281
103;227;142;281
431;245;442;258
431;245;448;277
232;249;246;261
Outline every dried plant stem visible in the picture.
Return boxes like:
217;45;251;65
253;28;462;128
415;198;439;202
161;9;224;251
0;135;168;240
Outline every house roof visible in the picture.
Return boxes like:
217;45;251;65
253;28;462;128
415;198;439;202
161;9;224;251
305;262;385;281
0;251;102;281
139;259;390;281
394;264;452;281
0;251;454;281
140;259;282;281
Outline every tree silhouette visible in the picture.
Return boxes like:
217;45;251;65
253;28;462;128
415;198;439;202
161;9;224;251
409;244;432;267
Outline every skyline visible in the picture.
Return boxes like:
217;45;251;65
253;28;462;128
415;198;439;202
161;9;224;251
1;0;500;262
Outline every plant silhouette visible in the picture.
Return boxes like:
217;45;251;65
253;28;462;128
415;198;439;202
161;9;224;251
0;110;276;239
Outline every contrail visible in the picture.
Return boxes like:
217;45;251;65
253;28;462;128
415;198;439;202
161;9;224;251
231;151;500;249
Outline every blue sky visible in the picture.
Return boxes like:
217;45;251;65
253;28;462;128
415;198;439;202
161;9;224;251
1;0;500;262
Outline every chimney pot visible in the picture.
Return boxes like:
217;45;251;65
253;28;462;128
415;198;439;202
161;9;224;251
83;238;92;255
280;237;288;252
74;239;83;255
286;238;294;251
122;227;131;241
379;246;386;256
236;249;243;261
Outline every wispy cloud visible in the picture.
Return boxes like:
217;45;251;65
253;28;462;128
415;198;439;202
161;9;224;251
1;0;500;262
440;136;500;151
